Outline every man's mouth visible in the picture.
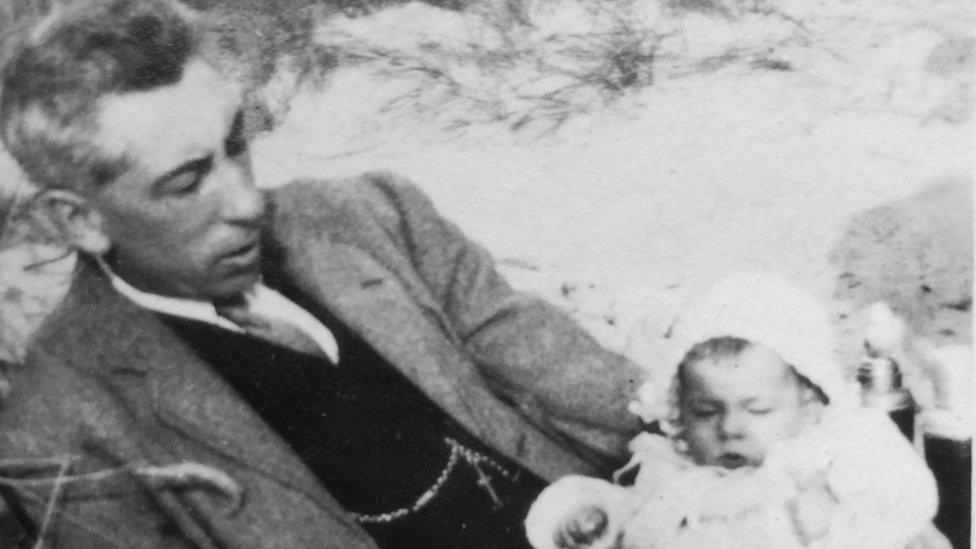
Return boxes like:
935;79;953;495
228;241;257;256
221;239;261;265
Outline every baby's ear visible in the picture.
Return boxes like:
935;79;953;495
800;388;826;427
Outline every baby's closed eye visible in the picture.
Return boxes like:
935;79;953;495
747;407;773;415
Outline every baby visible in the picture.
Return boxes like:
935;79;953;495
526;274;943;549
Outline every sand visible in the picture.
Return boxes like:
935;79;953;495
1;0;972;380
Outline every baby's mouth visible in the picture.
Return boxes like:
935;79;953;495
718;452;750;469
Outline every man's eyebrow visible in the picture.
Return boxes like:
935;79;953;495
223;108;248;155
228;109;245;137
152;155;213;190
225;109;245;141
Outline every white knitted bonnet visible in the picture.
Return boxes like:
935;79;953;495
630;273;854;427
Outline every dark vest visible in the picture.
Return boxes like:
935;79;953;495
160;276;545;548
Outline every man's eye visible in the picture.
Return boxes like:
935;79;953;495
158;156;212;197
747;408;773;416
225;132;248;158
163;171;204;196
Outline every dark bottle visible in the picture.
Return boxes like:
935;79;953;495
857;343;915;440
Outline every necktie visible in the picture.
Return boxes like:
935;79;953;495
214;294;330;361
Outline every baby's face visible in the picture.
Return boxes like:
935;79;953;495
679;344;814;469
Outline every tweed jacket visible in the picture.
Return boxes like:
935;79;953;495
0;172;643;548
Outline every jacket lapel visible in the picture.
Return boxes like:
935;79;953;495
146;334;331;501
275;237;488;439
51;259;357;522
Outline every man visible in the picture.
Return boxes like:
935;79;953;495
0;0;643;547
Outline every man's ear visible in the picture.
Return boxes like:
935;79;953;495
36;190;111;255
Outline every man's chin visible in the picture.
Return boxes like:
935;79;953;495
215;271;262;298
210;245;264;294
201;266;262;300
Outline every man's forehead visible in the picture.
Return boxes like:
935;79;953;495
94;60;242;170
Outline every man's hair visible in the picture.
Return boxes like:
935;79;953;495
676;336;829;405
0;0;199;192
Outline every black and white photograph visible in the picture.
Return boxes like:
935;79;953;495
0;0;971;547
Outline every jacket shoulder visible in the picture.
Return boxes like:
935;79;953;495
272;172;426;218
267;172;441;250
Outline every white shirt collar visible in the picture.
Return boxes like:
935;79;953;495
101;259;340;363
104;264;243;332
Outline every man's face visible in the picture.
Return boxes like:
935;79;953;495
84;60;266;299
679;344;812;469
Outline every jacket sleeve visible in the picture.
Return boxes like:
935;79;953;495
0;356;215;549
360;172;645;468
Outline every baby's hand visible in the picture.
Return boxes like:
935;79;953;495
787;472;837;544
554;506;612;548
525;476;627;549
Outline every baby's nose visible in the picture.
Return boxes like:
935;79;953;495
718;411;748;439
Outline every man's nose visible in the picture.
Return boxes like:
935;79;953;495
217;162;264;225
717;411;747;440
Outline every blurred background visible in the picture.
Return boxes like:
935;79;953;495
0;0;972;382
